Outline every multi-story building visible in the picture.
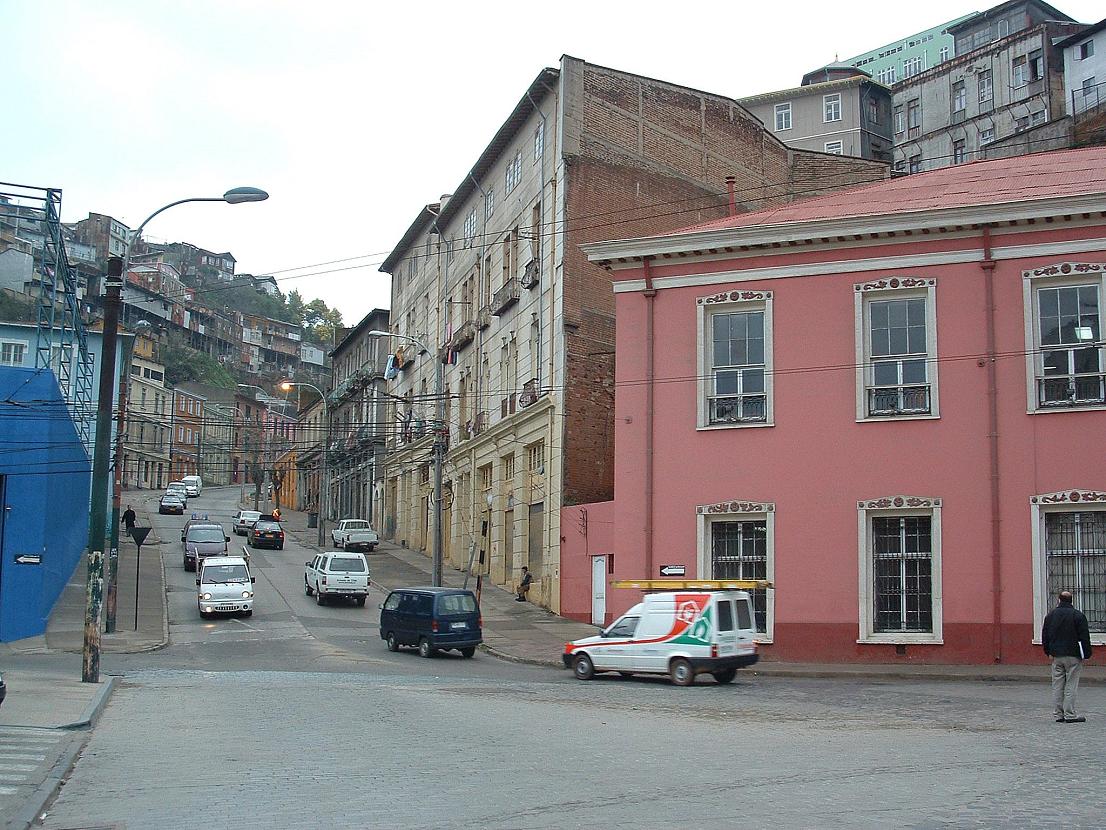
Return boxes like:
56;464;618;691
844;14;979;86
70;212;130;269
892;0;1086;172
170;387;205;480
326;309;390;523
379;56;889;612
577;146;1106;665
173;382;237;487
1060;18;1105;116
294;395;326;514
122;332;171;491
239;312;302;377
232;388;269;487
738;64;894;160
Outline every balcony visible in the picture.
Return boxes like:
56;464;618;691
520;259;539;289
450;319;475;352
709;394;767;424
493;277;520;316
477;304;492;331
518;378;543;409
866;385;931;417
1038;373;1106;408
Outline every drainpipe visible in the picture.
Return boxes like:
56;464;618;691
525;90;548;393
643;256;657;579
981;223;1003;663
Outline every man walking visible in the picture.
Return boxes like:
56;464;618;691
1042;590;1093;723
121;505;137;537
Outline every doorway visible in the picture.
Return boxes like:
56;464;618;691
591;555;607;625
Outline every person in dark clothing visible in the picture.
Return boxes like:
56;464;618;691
121;505;137;537
516;566;533;602
1042;590;1093;723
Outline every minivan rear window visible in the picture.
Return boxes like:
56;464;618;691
717;599;734;632
328;557;366;573
736;598;753;630
438;594;477;614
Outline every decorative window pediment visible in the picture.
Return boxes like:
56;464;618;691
857;495;941;510
697;500;774;515
1031;490;1106;505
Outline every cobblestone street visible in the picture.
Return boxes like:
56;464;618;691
39;668;1106;829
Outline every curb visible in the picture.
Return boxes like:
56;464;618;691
479;642;561;669
61;675;117;731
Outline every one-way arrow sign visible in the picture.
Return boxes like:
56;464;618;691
659;565;686;577
14;554;42;565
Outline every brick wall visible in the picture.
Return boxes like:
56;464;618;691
558;59;889;505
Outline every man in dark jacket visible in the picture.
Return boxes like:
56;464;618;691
1042;590;1093;723
121;505;137;537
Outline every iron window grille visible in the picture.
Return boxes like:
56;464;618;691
1045;511;1106;632
709;310;766;424
872;515;933;633
866;297;930;417
711;519;767;633
1036;284;1104;408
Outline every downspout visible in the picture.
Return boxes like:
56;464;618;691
981;223;1003;663
643;256;657;579
525;89;548;392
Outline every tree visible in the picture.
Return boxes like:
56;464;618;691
286;289;307;325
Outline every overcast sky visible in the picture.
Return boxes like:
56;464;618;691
4;0;1101;326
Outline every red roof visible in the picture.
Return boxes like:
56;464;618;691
679;147;1106;235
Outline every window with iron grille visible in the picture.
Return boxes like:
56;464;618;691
863;295;934;418
710;520;768;634
1034;282;1103;408
872;516;933;633
709;310;766;424
1045;511;1106;633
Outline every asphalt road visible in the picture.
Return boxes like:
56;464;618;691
25;487;1106;829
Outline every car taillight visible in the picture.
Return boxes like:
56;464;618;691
321;575;327;585
477;616;482;628
711;644;718;658
431;620;439;632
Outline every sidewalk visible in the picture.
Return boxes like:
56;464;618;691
277;504;1106;684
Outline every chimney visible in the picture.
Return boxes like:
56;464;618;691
725;176;737;216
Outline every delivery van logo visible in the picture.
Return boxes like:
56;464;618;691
676;600;701;624
670;594;712;645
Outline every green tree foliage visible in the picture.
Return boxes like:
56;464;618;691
302;298;343;345
162;333;237;389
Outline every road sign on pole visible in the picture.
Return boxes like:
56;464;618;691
130;527;151;632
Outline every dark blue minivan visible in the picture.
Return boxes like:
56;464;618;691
379;587;482;658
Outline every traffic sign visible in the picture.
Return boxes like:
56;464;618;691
659;565;686;577
130;527;151;547
14;554;42;565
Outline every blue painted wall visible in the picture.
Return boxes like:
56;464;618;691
0;366;91;642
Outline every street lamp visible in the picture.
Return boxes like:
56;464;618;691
280;380;330;547
86;187;269;683
367;330;445;586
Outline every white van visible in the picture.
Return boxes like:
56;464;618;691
182;475;203;497
197;555;255;618
563;590;758;685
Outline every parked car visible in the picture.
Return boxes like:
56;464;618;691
248;519;285;550
196;555;255;618
166;481;188;506
305;552;370;606
182;522;230;572
181;474;203;497
159;494;185;515
379;587;481;658
563;590;759;685
232;510;262;536
331;519;379;551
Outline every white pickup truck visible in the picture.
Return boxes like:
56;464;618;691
330;519;379;551
305;552;370;606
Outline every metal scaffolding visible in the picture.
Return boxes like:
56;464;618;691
0;181;95;449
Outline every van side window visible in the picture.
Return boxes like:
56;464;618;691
383;593;402;611
398;593;415;613
736;598;754;630
414;595;433;616
607;616;640;638
717;599;735;632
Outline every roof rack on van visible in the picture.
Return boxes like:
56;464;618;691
611;579;773;591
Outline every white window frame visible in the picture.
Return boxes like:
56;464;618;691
854;277;940;422
824;140;844;154
1021;262;1106;414
980;127;995;145
857;496;943;645
696;499;775;643
823;93;842;123
774;102;792;132
0;339;29;367
696;290;774;430
533;125;544;163
1031;490;1106;645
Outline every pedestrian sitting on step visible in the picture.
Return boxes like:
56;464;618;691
516;566;533;602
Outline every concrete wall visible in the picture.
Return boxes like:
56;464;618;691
0;368;91;642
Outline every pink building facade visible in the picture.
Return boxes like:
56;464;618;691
568;148;1106;665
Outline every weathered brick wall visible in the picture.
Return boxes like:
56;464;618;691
558;59;889;505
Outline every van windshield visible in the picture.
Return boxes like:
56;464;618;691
186;527;224;543
438;594;477;614
328;558;366;573
202;564;249;584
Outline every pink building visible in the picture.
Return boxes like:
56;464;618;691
568;147;1106;665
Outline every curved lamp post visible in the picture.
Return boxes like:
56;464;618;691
280;380;329;547
366;330;444;586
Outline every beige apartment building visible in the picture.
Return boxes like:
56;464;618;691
379;55;888;612
122;332;171;491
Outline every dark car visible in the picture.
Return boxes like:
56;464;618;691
248;519;284;550
159;494;185;515
379;587;482;658
182;522;230;572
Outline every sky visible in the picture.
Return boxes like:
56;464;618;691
4;0;1102;327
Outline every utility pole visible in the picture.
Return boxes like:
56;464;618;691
431;354;445;586
104;332;134;634
83;256;123;683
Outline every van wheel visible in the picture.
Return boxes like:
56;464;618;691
460;647;476;658
386;632;399;652
315;587;326;606
305;580;313;596
418;638;435;658
354;596;366;607
573;653;595;680
713;668;737;684
242;610;253;618
670;658;695;686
